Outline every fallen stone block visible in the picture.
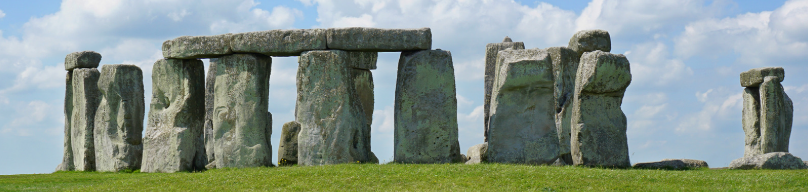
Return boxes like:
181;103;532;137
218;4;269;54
740;67;784;87
278;121;301;166
162;34;233;59
483;37;525;142
94;64;145;172
327;27;431;51
547;46;580;165
394;49;462;164
729;152;807;170
70;68;101;171
633;159;708;170
65;51;102;71
231;29;327;56
568;29;611;56
465;143;488;165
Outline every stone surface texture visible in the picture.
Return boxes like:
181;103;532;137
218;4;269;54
142;59;206;173
729;152;807;170
568;30;611;55
740;67;784;87
65;51;102;71
570;50;632;168
741;68;793;157
465;143;488;165
296;50;372;166
231;29;326;56
204;60;216;166
483;38;525;142
278;121;301;166
486;48;560;165
326;27;431;51
70;68;101;171
163;34;233;59
394;50;462;164
633;159;708;170
211;54;273;168
94;64;145;172
547;46;581;165
57;72;75;171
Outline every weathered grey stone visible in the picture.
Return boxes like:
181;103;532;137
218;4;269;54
94;65;145;172
465;143;488;165
347;52;378;70
394;49;462;164
547;47;580;165
369;151;379;164
352;69;374;126
327;27;431;51
142;59;206;173
568;30;611;55
278;121;301;166
204;60;216;166
633;159;708;170
729;152;807;170
296;50;372;166
759;76;792;154
211;54;272;168
740;67;784;87
742;87;762;157
65;51;102;71
483;38;525;142
266;112;273;167
486;48;560;165
57;72;75;172
162;34;233;59
231;29;326;57
570;51;631;168
70;68;100;171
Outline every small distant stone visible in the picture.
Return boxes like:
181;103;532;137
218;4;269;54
729;152;807;170
465;143;487;165
568;29;611;55
740;67;784;87
633;159;708;170
65;51;101;71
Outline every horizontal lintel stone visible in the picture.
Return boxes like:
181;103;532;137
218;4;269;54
327;27;431;52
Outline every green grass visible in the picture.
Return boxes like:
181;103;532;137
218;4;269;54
1;164;807;191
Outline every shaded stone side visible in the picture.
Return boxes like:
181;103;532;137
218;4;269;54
742;87;762;157
211;54;273;168
142;59;206;173
56;71;75;171
94;64;145;172
65;51;102;71
204;60;216;166
327;27;431;51
278;121;301;166
352;69;374;126
231;29;327;56
483;38;525;142
570;51;631;168
730;152;807;170
546;47;580;165
759;76;792;154
162;34;233;59
485;48;559;165
296;50;371;166
394;50;462;164
71;68;100;171
568;30;611;56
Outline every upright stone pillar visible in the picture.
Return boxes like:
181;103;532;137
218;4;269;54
547;47;581;165
278;121;301;166
142;59;206;173
485;48;560;165
483;37;525;142
570;51;632;168
211;54;272;168
740;67;792;157
94;64;145;172
394;49;462;163
58;51;102;171
296;50;372;166
57;71;74;171
204;60;216;167
70;68;101;171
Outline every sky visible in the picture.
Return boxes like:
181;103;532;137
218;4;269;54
0;0;806;175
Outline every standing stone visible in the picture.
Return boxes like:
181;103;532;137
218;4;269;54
296;50;372;166
211;54;272;168
266;112;273;167
742;87;762;157
142;59;206;173
231;29;327;56
483;37;525;142
486;48;560;165
64;51;102;71
94;64;145;172
71;68;101;171
567;30;611;56
56;72;74;171
547;47;581;165
162;34;233;59
204;60;216;167
570;50;631;168
278;121;301;166
394;49;462;164
729;152;807;170
740;67;792;157
326;27;431;51
465;143;488;165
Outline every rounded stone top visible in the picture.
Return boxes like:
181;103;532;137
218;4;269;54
503;36;513;42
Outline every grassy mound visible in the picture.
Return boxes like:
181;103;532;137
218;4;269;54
1;164;807;191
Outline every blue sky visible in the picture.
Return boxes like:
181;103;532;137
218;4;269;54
0;0;806;175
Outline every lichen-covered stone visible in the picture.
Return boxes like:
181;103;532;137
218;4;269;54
352;69;374;126
483;38;525;142
486;48;559;165
346;52;378;70
162;34;233;59
570;51;631;168
742;87;762;157
547;47;580;165
465;143;488;165
65;51;102;71
740;67;784;87
296;50;372;166
568;30;611;55
394;50;462;164
759;76;792;154
211;54;272;168
278;121;301;166
94;64;145;172
70;68;100;171
327;27;431;51
57;72;75;171
633;159;708;170
142;59;206;173
204;60;216;166
231;29;326;56
729;152;807;170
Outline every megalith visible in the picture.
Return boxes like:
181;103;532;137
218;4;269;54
211;54;273;168
465;143;488;165
730;152;806;170
486;48;560;165
547;47;581;165
163;34;233;59
57;72;74;171
278;121;301;166
70;68;101;171
326;27;431;51
296;50;373;166
394;49;462;164
568;30;611;56
483;37;525;142
204;60;216;166
740;67;792;157
64;51;102;71
231;29;327;56
94;64;145;172
142;59;206;173
570;50;632;168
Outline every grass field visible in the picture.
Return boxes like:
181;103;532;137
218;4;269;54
1;163;806;191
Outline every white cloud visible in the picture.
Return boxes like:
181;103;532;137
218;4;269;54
676;89;742;133
371;105;394;134
577;0;724;40
0;9;5;19
628;42;694;87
